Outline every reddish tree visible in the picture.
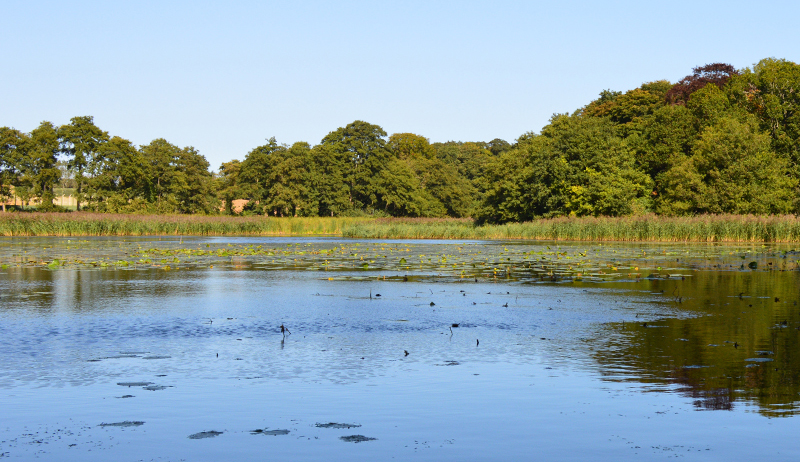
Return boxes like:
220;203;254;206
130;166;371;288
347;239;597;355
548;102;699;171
665;63;739;105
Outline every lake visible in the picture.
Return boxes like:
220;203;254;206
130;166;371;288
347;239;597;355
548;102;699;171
1;236;800;461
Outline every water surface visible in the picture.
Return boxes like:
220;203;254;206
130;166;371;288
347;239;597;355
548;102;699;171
1;237;799;460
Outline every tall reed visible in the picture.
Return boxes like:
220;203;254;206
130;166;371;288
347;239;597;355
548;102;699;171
340;214;800;243
3;213;800;242
0;213;372;237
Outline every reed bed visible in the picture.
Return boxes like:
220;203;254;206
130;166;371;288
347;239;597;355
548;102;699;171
0;213;372;237
341;214;800;243
3;213;800;242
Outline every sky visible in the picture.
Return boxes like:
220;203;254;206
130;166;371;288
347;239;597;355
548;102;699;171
2;0;799;169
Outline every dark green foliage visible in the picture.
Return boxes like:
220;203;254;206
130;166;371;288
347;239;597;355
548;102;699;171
19;122;61;210
85;136;150;212
137;139;214;214
727;58;800;169
657;116;796;215
59;116;109;210
476;135;567;223
217;160;242;215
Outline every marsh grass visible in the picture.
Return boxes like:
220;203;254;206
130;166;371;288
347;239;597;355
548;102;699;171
0;213;371;237
3;213;800;242
341;215;800;243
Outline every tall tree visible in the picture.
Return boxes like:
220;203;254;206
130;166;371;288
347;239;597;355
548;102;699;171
321;120;389;209
173;146;214;214
217;160;242;215
138;139;213;213
266;142;318;217
542;114;651;216
0;127;26;211
239;137;284;213
17;122;61;210
309;144;351;216
727;58;800;170
87;136;150;212
59;116;109;210
476;135;568;223
657;115;796;215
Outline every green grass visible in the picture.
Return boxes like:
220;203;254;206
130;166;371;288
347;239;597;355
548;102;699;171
3;213;800;242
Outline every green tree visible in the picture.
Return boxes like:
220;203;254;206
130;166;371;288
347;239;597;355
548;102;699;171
309;144;351;216
657;116;796;214
387;133;435;160
486;138;511;156
388;133;471;217
138;139;214;214
239;137;284;214
477;135;568;223
58;116;109;210
86;136;150;212
174;146;214;214
543;114;651;216
686;83;734;127
584;86;666;137
15;122;61;211
321;120;389;209
140;138;181;210
0;127;26;211
217;160;242;215
727;58;800;169
432;141;495;207
266;142;318;217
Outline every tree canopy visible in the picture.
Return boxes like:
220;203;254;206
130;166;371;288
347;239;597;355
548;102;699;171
2;57;798;219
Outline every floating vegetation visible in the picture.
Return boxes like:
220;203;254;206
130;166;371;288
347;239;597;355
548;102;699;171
339;435;377;443
98;421;144;428
251;429;290;436
1;237;794;286
315;422;361;429
142;385;171;391
188;431;223;439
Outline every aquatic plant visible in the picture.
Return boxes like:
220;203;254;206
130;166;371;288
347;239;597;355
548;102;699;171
341;214;800;243
0;213;371;237
4;212;800;242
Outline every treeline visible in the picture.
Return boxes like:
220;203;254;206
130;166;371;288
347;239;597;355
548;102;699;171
0;122;213;214
479;58;800;223
1;57;798;220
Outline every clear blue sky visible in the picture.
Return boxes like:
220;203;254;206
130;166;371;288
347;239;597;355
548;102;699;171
2;0;798;169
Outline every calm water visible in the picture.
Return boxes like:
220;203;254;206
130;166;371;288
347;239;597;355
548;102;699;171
1;237;800;461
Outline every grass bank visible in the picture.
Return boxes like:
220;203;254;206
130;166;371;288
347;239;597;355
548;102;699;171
3;213;800;242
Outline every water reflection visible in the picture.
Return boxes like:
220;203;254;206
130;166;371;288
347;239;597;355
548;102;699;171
592;270;800;416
